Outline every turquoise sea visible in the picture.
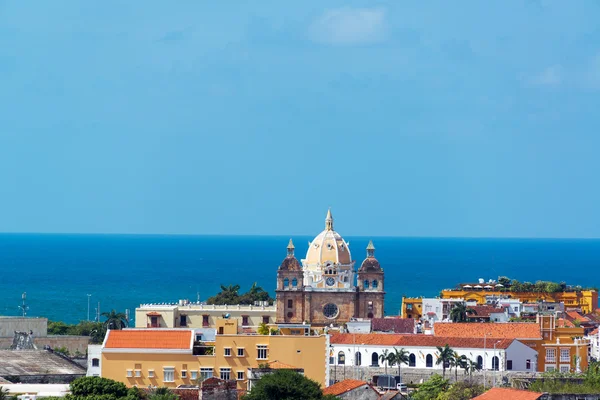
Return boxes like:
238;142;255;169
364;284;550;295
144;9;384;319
1;234;599;324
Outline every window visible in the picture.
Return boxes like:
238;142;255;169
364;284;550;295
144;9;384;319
507;360;513;370
224;347;231;357
242;315;249;326
371;352;379;367
526;359;531;370
287;312;293;318
202;315;209;327
262;316;270;324
409;354;416;367
546;348;556;363
372;280;378;288
148;370;155;378
330;354;335;365
257;345;268;360
545;365;556;372
367;312;374;319
288;299;293;308
135;370;141;377
368;301;373;311
92;358;99;367
355;352;361;366
181;370;187;378
180;315;187;327
190;370;197;380
200;368;213;381
560;365;570;373
338;351;345;365
492;356;499;371
150;316;159;328
292;278;297;287
126;370;133;377
364;280;369;289
323;303;339;319
220;368;231;381
560;349;570;362
237;371;244;380
407;304;413;310
237;348;245;357
284;278;289;287
163;368;174;382
426;354;433;368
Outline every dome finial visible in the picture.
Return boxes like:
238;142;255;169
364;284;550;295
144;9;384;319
325;208;333;231
287;238;295;257
366;240;375;258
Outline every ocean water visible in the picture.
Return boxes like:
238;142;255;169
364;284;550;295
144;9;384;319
1;234;599;324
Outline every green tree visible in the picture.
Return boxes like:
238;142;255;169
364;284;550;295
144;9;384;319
451;351;467;381
258;323;270;335
241;369;328;400
379;349;390;375
436;381;484;400
148;388;177;400
388;348;409;383
101;310;128;330
69;376;129;398
498;276;511;288
412;374;449;400
436;345;454;378
450;302;475;323
0;386;10;400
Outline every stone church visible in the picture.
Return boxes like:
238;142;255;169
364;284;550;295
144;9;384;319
276;210;384;327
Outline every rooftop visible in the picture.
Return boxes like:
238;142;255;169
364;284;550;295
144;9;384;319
472;388;543;400
251;360;300;370
322;379;371;396
371;318;415;334
0;350;85;376
330;333;514;349
433;322;541;339
104;329;193;350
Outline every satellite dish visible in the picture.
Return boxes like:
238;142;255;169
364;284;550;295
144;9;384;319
224;313;230;319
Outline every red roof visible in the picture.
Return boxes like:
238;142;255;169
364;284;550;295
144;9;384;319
434;323;541;339
467;305;506;318
566;311;590;322
473;388;543;400
372;318;415;334
330;333;514;349
105;329;192;349
323;379;372;396
590;327;599;335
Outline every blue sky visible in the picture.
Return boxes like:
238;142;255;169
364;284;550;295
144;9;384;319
1;1;599;237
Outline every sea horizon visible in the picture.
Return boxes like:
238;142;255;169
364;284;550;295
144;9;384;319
1;233;599;325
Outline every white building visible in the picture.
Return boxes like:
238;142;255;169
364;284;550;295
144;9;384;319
421;298;465;324
329;333;537;373
87;344;102;376
588;328;600;362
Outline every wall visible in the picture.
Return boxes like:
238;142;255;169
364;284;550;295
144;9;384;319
506;340;537;372
0;317;48;337
338;386;379;400
87;345;102;376
0;335;90;354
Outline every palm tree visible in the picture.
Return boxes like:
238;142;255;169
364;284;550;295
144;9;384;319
248;282;264;295
450;302;476;322
0;386;9;400
436;344;454;378
388;348;410;383
452;351;467;381
101;310;128;330
464;359;481;382
379;349;390;375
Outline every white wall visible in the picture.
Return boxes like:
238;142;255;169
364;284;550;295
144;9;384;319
505;340;537;372
87;345;102;376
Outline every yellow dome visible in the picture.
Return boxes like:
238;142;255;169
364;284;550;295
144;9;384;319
303;209;352;270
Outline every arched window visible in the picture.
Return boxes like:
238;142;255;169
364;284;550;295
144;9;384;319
291;278;297;287
338;351;345;365
492;356;499;371
409;354;416;367
364;280;369;289
355;352;362;366
477;356;483;369
426;354;433;368
372;280;378;288
367;312;374;319
371;352;379;367
283;278;289;287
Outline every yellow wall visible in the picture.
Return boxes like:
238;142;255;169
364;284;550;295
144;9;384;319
101;334;327;390
400;297;423;319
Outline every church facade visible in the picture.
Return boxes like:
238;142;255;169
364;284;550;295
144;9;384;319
276;210;385;327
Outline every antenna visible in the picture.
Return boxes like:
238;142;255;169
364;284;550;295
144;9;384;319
19;292;29;317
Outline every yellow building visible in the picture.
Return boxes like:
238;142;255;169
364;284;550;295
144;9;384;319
100;319;328;391
400;297;423;319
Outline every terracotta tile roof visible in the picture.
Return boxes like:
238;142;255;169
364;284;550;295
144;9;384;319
467;306;506;318
379;391;400;400
566;311;590;322
472;388;543;400
433;323;541;339
372;318;415;333
251;360;300;370
104;329;193;349
590;327;599;335
322;379;371;396
557;318;575;328
330;333;514;349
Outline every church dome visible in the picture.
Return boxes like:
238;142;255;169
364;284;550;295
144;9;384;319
279;239;301;271
358;240;382;273
303;210;352;270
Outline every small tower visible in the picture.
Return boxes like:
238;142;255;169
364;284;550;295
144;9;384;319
357;240;385;319
275;239;304;324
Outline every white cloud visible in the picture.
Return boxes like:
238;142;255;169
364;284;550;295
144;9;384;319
308;8;388;46
530;65;563;86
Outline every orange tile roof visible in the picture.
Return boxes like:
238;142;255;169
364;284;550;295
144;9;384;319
473;388;543;400
322;379;371;396
105;329;192;349
434;323;541;339
252;360;299;370
566;311;589;322
330;333;514;349
591;327;599;335
557;318;575;328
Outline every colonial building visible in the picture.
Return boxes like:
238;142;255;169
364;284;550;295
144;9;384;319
276;210;385;327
